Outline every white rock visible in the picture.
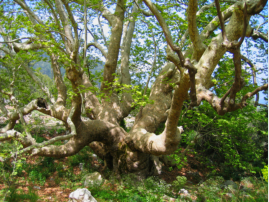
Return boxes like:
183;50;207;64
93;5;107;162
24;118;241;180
225;193;233;198
163;194;176;201
91;154;97;158
179;188;188;194
68;188;97;202
33;186;41;190
84;172;103;187
79;163;84;171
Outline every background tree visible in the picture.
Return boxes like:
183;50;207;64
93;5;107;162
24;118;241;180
0;0;267;178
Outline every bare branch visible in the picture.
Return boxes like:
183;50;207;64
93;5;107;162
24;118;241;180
213;0;250;110
241;54;259;106
215;0;227;41
62;0;79;51
194;84;268;116
43;0;64;40
0;99;9;118
199;3;236;42
67;106;77;136
98;13;108;46
72;0;114;25
45;30;73;43
84;0;87;68
197;2;215;16
14;0;43;25
55;0;75;52
220;87;231;107
134;0;153;16
87;42;107;58
142;20;157;96
240;84;268;107
143;0;198;111
0;37;31;43
50;54;67;106
1;131;76;162
178;2;215;48
23;63;56;104
15;132;76;158
251;29;268;42
142;0;175;53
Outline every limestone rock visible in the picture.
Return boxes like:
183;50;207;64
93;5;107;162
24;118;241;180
84;172;103;187
68;188;97;202
220;180;238;190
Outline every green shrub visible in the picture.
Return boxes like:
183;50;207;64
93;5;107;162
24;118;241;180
4;187;39;202
261;165;268;182
29;170;46;186
14;123;23;132
172;176;187;190
181;102;268;180
68;146;91;167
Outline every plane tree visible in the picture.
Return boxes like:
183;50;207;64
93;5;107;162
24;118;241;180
0;0;268;178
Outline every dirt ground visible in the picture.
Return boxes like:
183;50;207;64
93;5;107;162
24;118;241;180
0;149;210;202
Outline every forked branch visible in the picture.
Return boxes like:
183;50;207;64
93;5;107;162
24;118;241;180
215;0;249;109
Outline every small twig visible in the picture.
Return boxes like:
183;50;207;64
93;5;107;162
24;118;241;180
220;87;231;108
215;0;227;41
0;37;31;43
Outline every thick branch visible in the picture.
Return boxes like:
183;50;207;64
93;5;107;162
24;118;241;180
0;129;35;147
119;4;139;117
162;71;190;145
187;0;207;61
62;0;79;53
28;120;125;158
126;67;186;155
100;0;125;97
15;133;76;158
131;63;179;133
13;42;46;51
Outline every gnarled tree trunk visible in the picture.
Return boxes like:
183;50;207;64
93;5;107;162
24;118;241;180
0;0;267;179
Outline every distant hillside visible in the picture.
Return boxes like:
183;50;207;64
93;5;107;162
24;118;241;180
33;60;54;78
33;56;104;79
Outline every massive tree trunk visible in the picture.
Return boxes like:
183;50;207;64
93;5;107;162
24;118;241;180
0;0;267;179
